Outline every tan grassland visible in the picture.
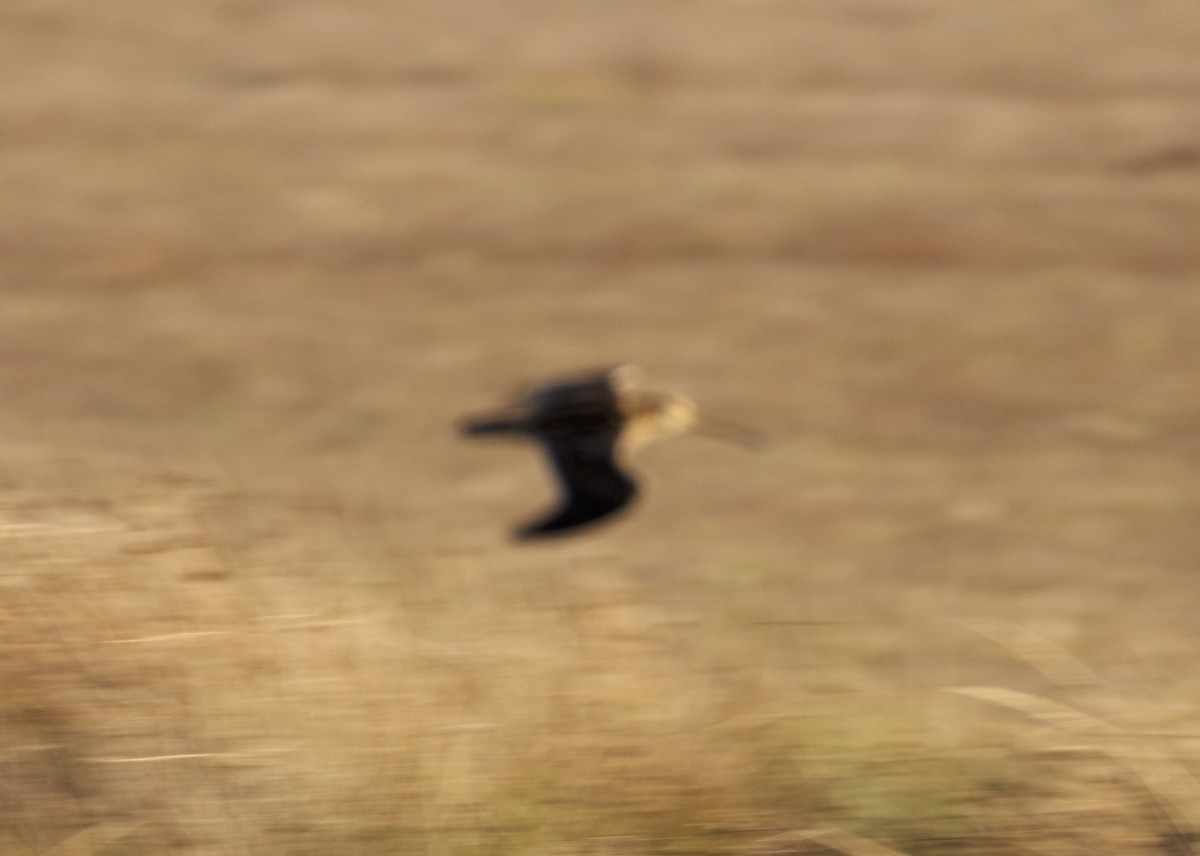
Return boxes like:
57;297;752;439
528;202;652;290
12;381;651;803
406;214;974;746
2;1;1200;853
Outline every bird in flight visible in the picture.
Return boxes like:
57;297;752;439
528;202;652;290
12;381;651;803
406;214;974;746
460;365;762;539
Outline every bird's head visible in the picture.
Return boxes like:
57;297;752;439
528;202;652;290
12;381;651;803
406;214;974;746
619;387;765;453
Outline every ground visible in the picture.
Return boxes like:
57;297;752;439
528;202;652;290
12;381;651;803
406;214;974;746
1;1;1200;854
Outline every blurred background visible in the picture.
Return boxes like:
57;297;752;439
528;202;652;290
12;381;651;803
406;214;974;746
2;1;1200;854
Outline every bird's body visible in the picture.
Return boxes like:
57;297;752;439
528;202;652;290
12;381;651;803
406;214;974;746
461;366;759;539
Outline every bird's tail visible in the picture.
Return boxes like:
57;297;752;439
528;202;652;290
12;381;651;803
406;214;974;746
460;412;532;437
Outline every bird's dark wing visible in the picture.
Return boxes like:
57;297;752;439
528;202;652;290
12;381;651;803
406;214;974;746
517;431;638;539
525;365;630;410
461;368;622;439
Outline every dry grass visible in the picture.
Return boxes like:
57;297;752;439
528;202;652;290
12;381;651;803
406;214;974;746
1;1;1200;853
2;472;1196;856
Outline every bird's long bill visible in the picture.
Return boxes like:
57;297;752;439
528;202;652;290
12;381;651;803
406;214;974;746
694;411;768;450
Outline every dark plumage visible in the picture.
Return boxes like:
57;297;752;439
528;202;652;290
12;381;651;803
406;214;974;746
460;366;760;539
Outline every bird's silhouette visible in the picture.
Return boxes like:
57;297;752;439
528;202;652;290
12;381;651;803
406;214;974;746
460;365;761;539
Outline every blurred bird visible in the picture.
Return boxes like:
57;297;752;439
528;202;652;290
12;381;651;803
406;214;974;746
460;365;763;539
